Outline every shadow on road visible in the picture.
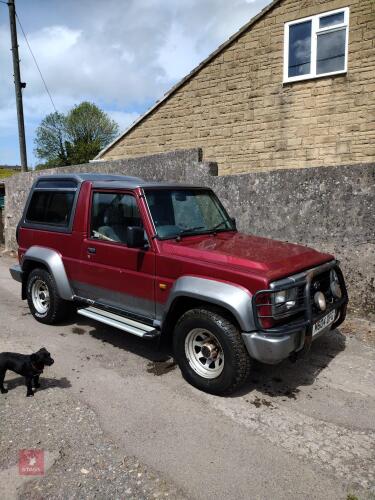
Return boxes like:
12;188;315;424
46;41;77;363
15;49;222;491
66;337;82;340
57;314;346;395
232;329;346;398
4;376;72;393
67;315;171;363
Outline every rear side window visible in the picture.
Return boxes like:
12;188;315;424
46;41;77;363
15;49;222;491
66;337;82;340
26;191;75;227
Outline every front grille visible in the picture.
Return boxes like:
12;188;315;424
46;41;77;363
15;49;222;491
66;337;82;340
252;261;348;334
254;264;345;328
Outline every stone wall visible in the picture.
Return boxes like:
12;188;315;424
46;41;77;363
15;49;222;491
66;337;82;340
4;149;374;315
3;149;215;251
210;163;375;316
0;209;3;245
99;0;375;175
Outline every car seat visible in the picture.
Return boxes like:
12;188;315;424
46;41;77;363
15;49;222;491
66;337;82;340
98;205;127;242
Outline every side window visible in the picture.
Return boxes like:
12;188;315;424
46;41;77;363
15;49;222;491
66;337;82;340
26;191;75;227
90;192;142;244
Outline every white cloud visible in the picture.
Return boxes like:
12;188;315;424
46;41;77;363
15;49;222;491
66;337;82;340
0;0;270;165
107;110;140;132
157;22;202;82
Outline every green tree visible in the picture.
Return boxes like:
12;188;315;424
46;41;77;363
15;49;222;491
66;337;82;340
34;111;68;167
34;102;119;167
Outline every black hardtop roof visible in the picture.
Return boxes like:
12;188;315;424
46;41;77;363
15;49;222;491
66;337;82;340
35;173;142;185
34;173;208;190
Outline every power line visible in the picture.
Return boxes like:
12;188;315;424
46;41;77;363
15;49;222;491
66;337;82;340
15;11;58;113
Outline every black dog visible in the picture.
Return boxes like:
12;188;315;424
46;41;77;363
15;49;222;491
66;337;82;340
0;347;54;397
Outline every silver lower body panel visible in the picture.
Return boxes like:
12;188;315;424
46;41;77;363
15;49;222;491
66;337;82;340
242;330;304;364
242;325;333;364
9;264;23;283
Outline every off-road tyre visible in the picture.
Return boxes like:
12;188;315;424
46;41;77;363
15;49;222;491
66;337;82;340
26;268;71;325
173;307;251;395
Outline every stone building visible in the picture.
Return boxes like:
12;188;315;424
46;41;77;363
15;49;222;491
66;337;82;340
95;0;375;175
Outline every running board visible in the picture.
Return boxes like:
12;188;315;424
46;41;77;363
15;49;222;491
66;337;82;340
77;306;159;339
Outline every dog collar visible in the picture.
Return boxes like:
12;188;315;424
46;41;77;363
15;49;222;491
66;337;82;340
31;363;43;374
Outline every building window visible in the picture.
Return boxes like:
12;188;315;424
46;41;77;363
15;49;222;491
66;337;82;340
284;8;349;83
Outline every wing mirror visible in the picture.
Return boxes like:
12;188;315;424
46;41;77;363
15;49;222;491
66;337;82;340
126;226;148;249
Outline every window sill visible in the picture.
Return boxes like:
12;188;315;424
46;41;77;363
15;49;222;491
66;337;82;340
283;70;347;85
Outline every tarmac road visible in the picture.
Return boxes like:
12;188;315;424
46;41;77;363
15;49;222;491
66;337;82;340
0;253;374;499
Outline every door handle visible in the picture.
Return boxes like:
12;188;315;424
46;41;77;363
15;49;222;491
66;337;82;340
87;247;96;254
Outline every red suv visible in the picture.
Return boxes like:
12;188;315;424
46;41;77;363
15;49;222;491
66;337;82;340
10;174;348;395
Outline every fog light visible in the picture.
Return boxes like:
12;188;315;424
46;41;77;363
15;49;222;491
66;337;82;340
314;291;326;311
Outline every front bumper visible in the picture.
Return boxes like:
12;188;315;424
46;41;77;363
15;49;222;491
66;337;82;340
242;329;302;364
243;260;348;364
9;264;23;283
242;318;335;364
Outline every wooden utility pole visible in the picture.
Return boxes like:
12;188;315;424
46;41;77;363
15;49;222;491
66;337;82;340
8;0;28;172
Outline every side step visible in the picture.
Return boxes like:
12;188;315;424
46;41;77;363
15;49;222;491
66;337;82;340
77;306;159;339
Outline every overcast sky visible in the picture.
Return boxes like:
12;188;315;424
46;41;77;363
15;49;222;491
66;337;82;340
0;0;269;167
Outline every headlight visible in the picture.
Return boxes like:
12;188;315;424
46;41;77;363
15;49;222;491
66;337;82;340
330;269;342;299
272;287;298;315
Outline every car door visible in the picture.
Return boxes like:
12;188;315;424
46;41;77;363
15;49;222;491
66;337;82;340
77;189;155;320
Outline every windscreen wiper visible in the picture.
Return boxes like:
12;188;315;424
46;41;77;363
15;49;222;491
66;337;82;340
209;221;229;232
178;225;205;236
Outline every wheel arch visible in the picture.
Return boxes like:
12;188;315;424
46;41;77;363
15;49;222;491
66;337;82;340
22;246;73;301
160;276;255;345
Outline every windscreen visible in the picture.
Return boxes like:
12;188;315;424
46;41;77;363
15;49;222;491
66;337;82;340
144;188;234;239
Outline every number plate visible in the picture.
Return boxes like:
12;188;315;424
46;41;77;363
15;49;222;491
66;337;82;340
312;310;336;336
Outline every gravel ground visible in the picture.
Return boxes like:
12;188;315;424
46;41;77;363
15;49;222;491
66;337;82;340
1;250;375;500
0;379;185;500
340;316;375;347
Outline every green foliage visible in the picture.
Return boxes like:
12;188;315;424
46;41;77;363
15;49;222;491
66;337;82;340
34;111;68;167
34;102;119;168
65;139;102;166
0;168;19;179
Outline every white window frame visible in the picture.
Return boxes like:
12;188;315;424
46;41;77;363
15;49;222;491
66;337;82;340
283;7;350;83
